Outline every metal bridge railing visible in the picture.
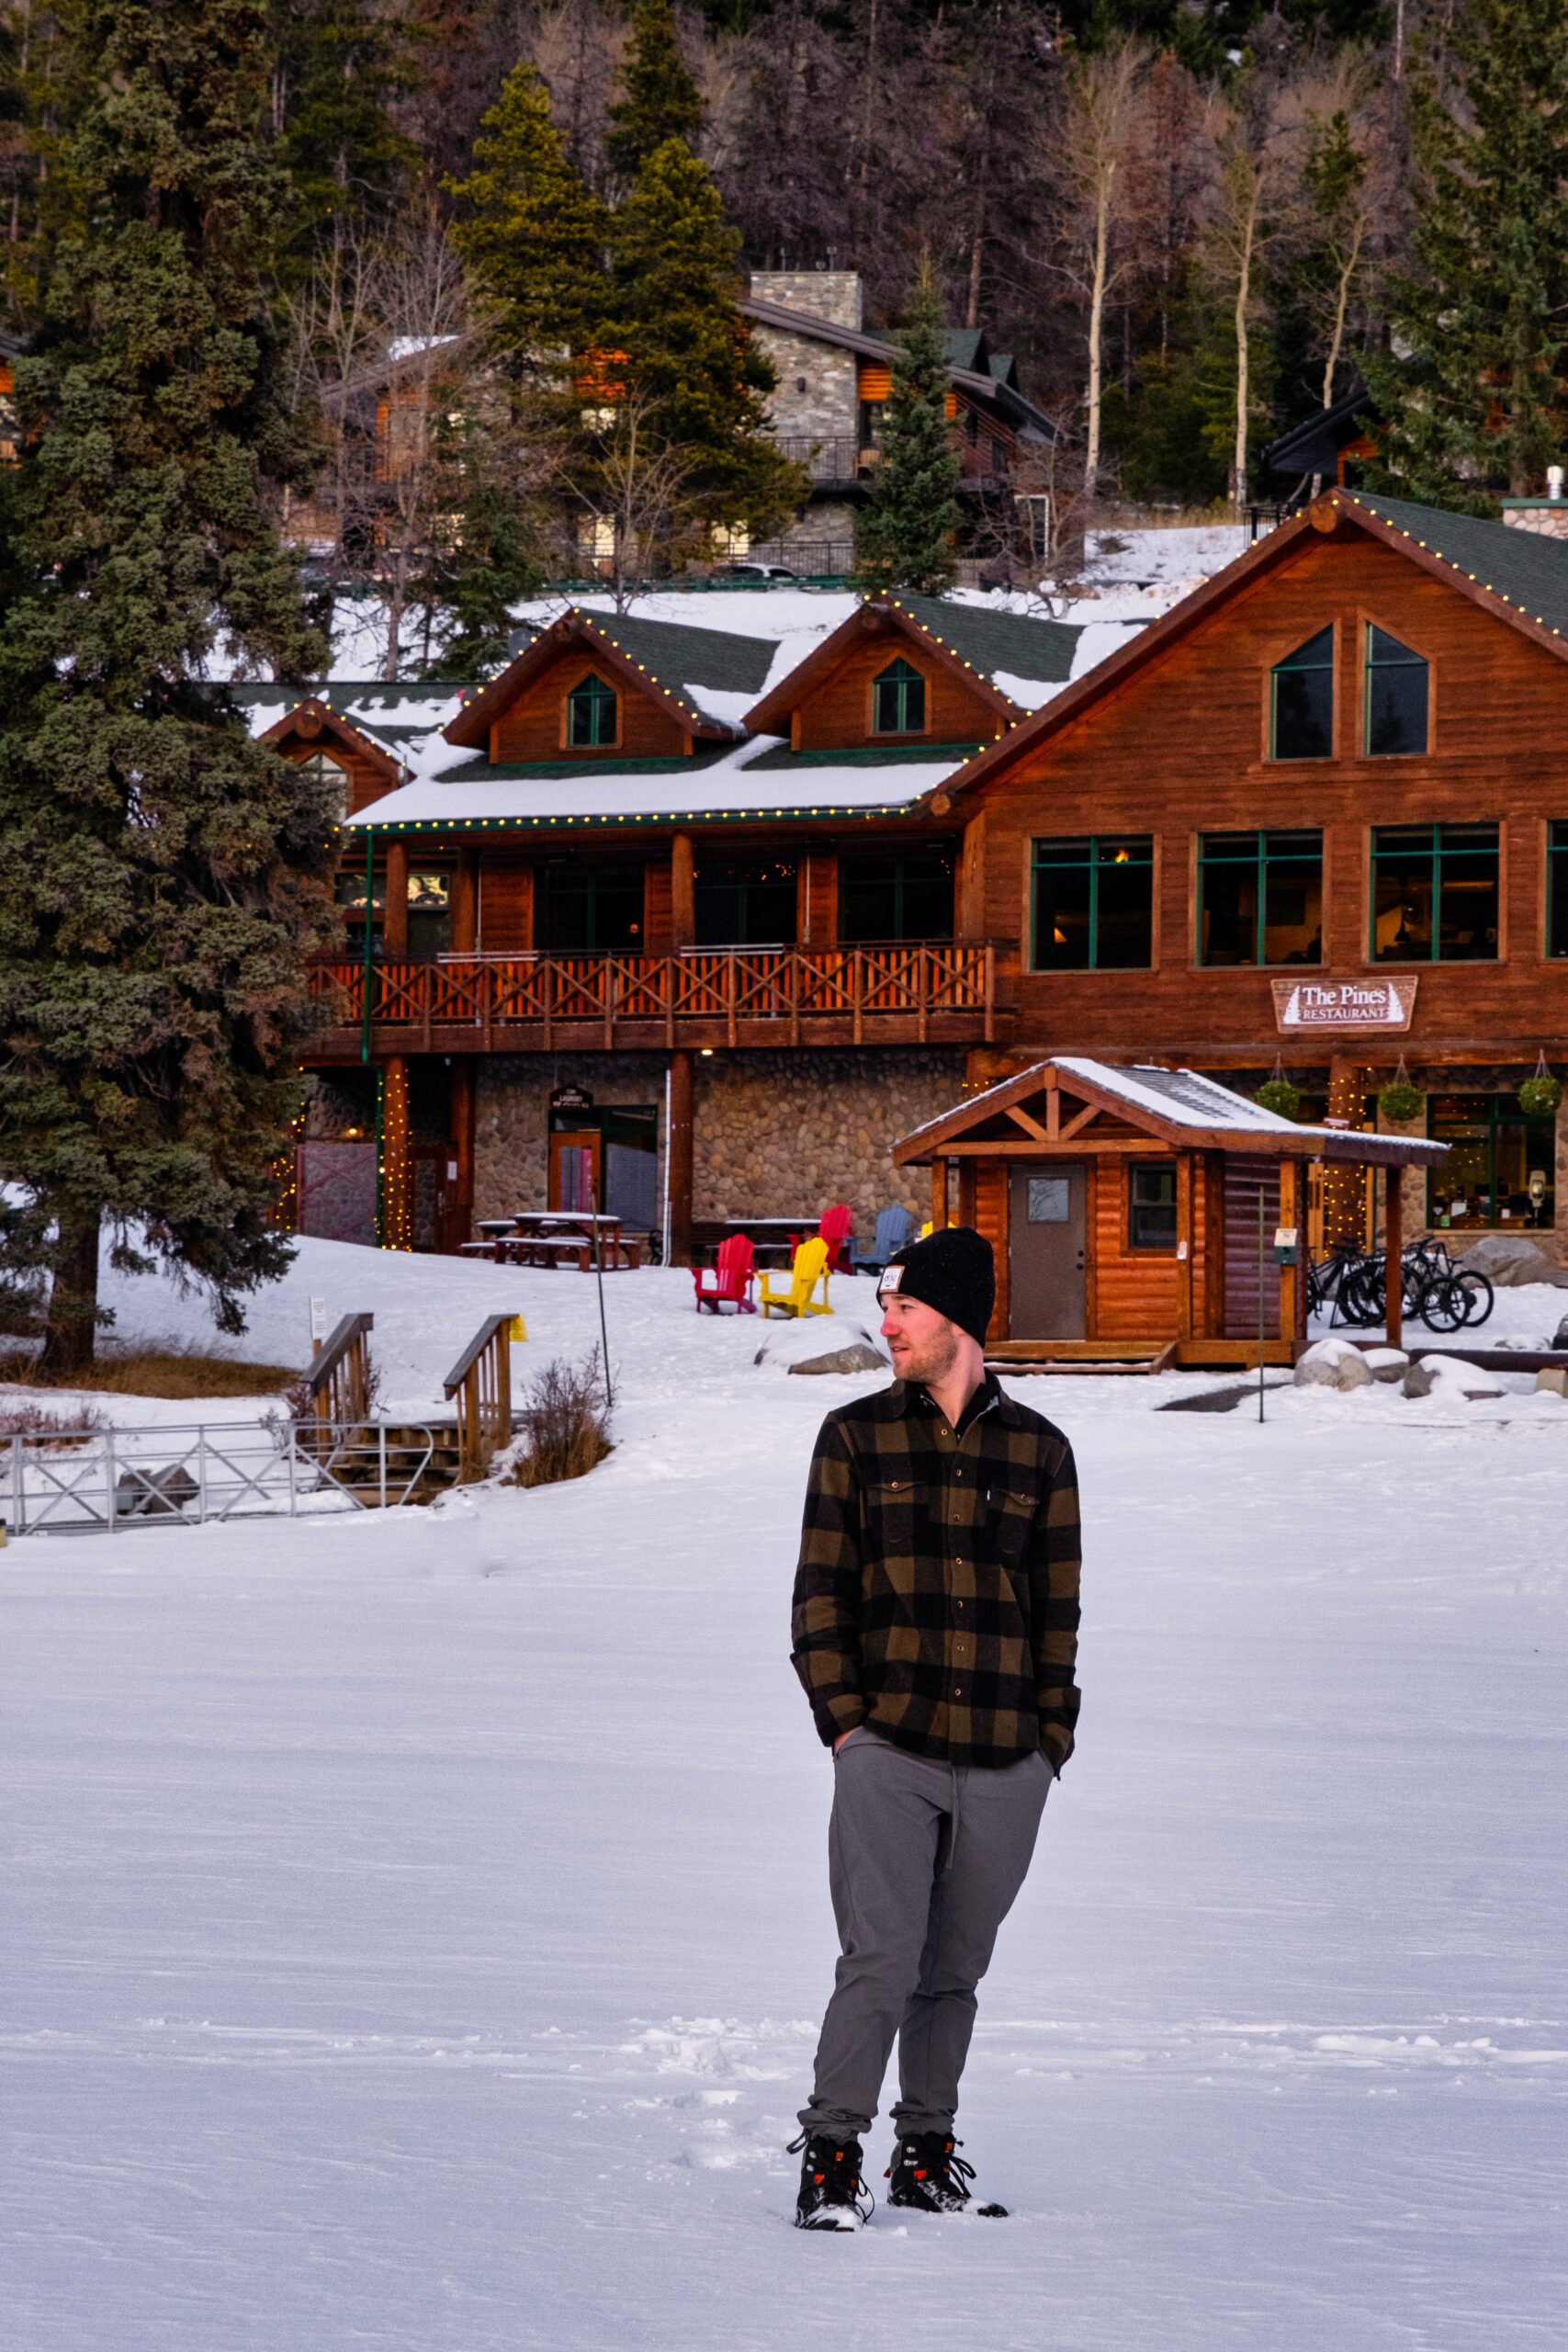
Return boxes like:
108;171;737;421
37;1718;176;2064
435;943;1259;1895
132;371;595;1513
1;1417;446;1537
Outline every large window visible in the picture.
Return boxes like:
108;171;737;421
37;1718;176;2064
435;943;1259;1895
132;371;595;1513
538;860;644;953
566;670;617;748
1031;835;1154;969
407;871;451;960
1128;1163;1178;1250
1549;821;1568;957
1269;628;1334;760
872;658;926;736
839;845;953;941
1198;831;1323;967
1371;823;1498;962
694;857;797;946
1427;1093;1556;1231
1364;626;1428;756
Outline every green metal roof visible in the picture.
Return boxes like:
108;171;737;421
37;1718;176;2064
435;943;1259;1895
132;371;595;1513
891;594;1082;685
1343;491;1568;637
579;611;776;694
942;328;987;371
746;741;981;771
434;743;738;784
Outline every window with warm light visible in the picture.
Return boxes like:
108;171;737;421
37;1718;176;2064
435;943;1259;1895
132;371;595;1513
1371;823;1497;962
872;657;926;736
538;860;644;952
1031;836;1153;969
566;671;617;748
1269;628;1334;760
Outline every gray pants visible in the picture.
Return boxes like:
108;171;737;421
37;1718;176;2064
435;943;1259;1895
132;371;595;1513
798;1728;1052;2143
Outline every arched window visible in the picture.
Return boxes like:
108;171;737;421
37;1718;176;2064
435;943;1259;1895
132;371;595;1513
567;670;617;748
872;656;926;736
1364;626;1428;756
1269;628;1334;760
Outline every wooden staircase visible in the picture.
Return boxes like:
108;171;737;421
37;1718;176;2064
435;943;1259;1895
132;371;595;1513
985;1340;1178;1376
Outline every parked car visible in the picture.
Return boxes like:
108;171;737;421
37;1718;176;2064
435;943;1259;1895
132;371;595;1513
720;560;799;582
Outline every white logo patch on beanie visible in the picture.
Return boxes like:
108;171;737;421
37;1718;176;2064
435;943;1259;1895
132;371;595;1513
876;1264;904;1298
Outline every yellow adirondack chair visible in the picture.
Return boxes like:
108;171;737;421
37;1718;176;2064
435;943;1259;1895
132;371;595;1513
757;1235;832;1318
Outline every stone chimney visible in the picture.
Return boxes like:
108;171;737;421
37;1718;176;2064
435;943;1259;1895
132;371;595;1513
748;271;863;333
1501;467;1568;537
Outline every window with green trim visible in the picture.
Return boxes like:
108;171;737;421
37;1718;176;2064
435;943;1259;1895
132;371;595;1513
566;670;617;748
1371;823;1497;962
1127;1163;1178;1250
1198;831;1322;967
1548;821;1568;957
872;657;926;736
1427;1092;1555;1230
838;844;953;941
1269;627;1334;760
538;860;644;952
1031;835;1153;969
1364;625;1427;755
694;857;797;946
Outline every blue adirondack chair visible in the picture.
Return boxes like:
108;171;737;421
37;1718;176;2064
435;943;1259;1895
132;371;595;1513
852;1202;915;1274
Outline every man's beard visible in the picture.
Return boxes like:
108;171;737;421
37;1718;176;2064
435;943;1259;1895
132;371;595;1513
894;1320;962;1391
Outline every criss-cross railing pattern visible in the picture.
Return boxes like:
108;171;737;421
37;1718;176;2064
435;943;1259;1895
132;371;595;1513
312;943;995;1048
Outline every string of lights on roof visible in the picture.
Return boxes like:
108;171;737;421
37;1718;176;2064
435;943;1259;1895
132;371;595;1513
335;802;915;837
1342;492;1563;635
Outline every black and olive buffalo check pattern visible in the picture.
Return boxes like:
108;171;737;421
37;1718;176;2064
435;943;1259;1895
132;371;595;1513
790;1375;1081;1773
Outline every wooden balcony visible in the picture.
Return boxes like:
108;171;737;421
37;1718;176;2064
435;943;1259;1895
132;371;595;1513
308;943;1000;1059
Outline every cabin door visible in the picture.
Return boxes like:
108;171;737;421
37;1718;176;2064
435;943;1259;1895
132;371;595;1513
1009;1164;1087;1340
549;1130;602;1213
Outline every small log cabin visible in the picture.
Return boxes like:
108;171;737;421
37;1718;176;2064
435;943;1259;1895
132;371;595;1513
252;486;1568;1263
896;1057;1448;1368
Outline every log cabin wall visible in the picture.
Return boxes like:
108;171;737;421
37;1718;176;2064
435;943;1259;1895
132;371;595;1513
791;631;999;752
974;1160;1009;1339
479;859;534;952
969;526;1568;1063
489;644;692;764
1091;1154;1183;1340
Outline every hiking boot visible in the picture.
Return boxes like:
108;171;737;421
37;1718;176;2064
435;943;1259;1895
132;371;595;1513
787;2130;874;2232
886;2131;1007;2217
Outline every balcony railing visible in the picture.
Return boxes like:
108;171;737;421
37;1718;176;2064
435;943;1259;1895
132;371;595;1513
310;943;998;1053
775;435;874;483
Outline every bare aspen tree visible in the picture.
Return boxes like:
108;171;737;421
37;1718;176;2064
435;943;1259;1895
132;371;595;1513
1049;40;1152;503
1199;74;1304;509
369;209;476;678
568;394;702;615
1286;60;1402;412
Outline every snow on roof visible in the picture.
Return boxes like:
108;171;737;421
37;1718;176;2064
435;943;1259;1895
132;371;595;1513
344;734;957;827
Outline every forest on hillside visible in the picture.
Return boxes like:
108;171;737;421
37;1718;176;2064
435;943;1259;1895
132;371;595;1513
4;0;1566;648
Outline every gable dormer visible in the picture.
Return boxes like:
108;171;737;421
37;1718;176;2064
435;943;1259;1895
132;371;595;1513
443;609;773;767
743;595;1079;754
259;698;404;815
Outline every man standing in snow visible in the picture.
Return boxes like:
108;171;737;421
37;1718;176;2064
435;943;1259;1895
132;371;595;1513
787;1225;1081;2231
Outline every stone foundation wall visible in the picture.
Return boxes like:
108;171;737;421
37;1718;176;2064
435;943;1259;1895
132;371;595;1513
694;1048;964;1236
471;1047;966;1244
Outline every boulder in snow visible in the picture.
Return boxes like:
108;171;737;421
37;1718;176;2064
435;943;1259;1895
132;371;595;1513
787;1341;888;1376
1293;1338;1371;1391
1535;1366;1568;1397
1362;1347;1409;1384
1455;1234;1568;1289
1403;1354;1504;1400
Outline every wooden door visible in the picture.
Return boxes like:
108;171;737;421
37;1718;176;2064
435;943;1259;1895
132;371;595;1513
549;1130;602;1213
1008;1164;1087;1339
1223;1156;1282;1338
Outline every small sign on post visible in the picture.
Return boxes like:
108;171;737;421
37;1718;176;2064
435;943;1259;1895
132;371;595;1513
310;1296;329;1363
1273;1225;1299;1266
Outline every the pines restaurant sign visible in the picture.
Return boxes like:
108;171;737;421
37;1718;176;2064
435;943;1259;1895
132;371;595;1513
1270;977;1418;1033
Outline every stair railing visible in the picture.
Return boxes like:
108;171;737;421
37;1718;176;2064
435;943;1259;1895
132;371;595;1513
442;1314;516;1481
301;1313;375;1436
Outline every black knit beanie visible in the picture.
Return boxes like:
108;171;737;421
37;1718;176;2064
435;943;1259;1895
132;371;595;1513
877;1226;995;1348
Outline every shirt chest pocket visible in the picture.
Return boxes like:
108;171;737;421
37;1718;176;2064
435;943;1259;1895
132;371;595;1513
863;1476;922;1563
986;1482;1037;1567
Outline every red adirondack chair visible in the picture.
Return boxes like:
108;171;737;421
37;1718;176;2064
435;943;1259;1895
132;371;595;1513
818;1204;853;1275
693;1232;758;1314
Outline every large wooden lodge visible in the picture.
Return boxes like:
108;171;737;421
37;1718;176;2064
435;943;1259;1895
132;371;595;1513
260;488;1568;1336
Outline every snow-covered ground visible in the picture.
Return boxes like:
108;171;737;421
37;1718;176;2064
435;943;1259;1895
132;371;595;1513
5;1244;1566;2349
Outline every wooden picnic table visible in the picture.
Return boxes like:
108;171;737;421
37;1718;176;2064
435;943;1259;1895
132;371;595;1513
482;1211;643;1270
720;1214;816;1265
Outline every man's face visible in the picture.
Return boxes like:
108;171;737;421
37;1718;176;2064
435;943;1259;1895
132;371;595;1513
879;1290;962;1387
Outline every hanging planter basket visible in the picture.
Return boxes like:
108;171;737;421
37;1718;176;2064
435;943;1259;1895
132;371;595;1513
1377;1057;1423;1125
1257;1058;1300;1121
1519;1052;1563;1119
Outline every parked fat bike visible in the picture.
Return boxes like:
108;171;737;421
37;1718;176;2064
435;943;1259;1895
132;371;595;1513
1308;1235;1495;1333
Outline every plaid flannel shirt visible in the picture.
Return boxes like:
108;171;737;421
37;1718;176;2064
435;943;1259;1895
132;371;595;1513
790;1374;1081;1773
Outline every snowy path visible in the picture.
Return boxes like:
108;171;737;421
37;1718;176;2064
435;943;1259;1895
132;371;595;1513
4;1253;1567;2348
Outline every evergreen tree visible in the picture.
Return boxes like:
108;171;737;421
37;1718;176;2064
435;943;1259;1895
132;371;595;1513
604;0;705;188
0;0;342;1375
1366;0;1568;510
854;268;963;597
606;135;803;544
446;62;609;369
417;429;548;677
270;0;423;253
